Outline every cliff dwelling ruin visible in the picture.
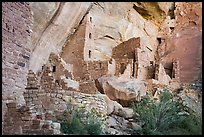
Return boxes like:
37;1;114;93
2;2;202;135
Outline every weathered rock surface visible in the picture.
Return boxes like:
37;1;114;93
61;2;159;63
132;2;167;26
122;107;134;119
176;87;202;117
30;2;60;50
97;76;146;106
158;2;202;84
29;3;92;73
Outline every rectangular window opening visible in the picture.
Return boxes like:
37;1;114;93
89;50;91;58
53;66;56;72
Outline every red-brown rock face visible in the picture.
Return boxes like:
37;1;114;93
159;2;202;84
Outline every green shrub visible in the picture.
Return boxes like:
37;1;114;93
170;110;202;135
59;103;104;135
132;88;202;135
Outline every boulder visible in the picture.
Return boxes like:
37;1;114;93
122;107;134;119
103;95;115;115
97;76;146;106
52;122;61;134
112;101;124;116
103;94;134;119
107;128;122;135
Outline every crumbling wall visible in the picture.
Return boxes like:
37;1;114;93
2;2;33;135
39;67;60;92
112;37;140;59
115;59;134;78
3;102;34;135
59;13;109;93
77;61;109;94
70;91;107;114
155;62;171;85
135;48;152;80
19;68;108;134
112;38;140;79
172;59;180;80
60;13;89;82
112;37;155;81
24;69;107;116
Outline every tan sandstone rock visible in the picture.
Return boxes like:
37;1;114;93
98;76;146;106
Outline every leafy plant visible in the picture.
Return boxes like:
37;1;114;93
132;88;202;135
169;110;202;135
59;102;105;135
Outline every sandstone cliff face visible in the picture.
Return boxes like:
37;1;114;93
158;2;202;84
2;2;202;135
28;2;202;86
29;2;92;73
29;2;160;67
89;2;158;61
30;2;60;50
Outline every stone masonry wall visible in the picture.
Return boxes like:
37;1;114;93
25;70;107;116
135;48;151;80
60;14;89;82
87;61;108;80
112;37;140;59
115;59;134;78
2;2;33;135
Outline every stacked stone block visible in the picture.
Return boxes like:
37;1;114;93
112;37;140;59
70;91;108;114
172;59;180;81
3;102;39;135
24;70;39;106
40;67;60;92
87;61;108;80
2;2;33;134
21;108;61;135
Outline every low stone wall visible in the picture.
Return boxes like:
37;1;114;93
4;88;108;135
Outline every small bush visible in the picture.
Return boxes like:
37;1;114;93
171;110;202;135
132;88;202;135
59;103;104;135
